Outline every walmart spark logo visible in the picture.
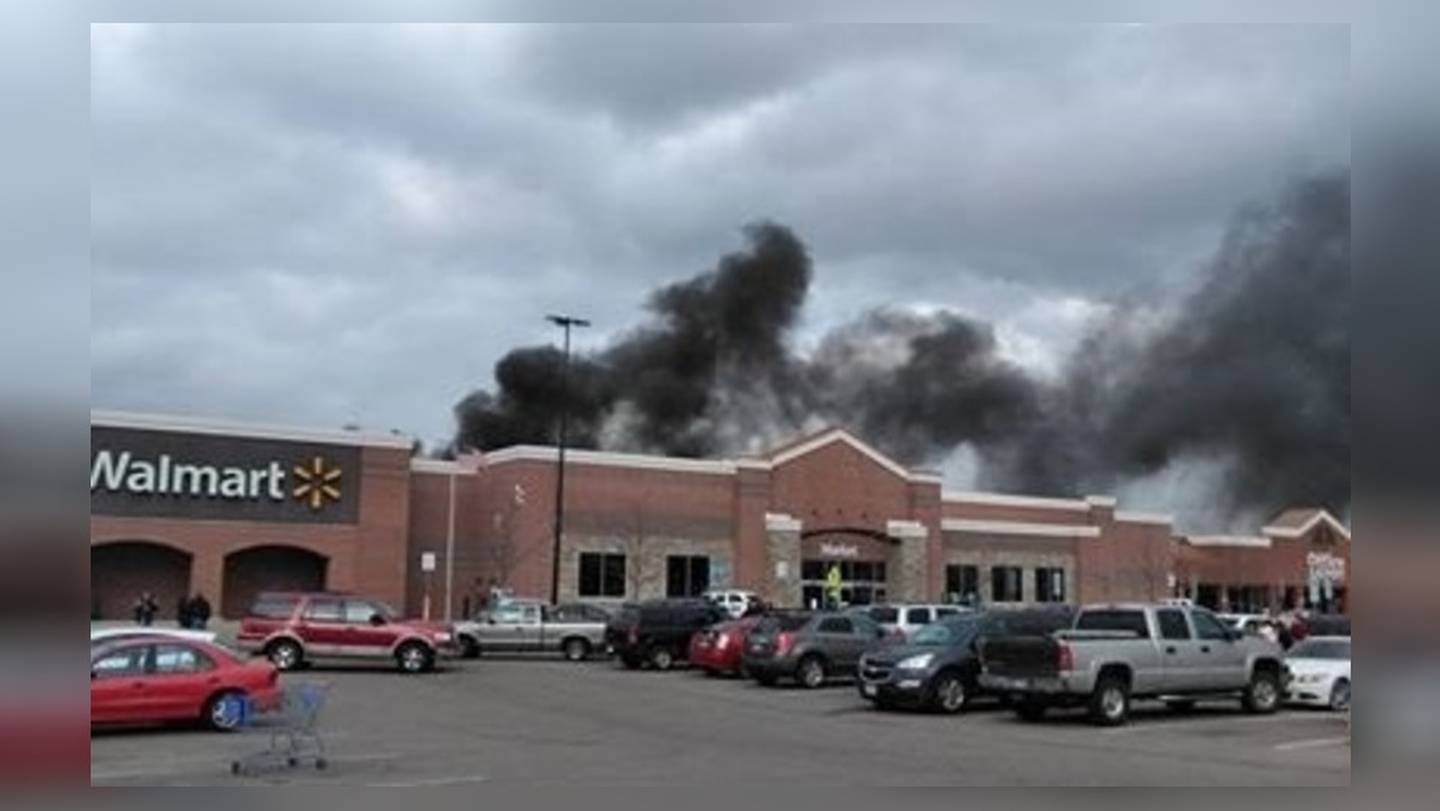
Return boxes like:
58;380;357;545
292;456;342;511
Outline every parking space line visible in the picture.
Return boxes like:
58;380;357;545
1274;736;1349;752
1100;713;1339;735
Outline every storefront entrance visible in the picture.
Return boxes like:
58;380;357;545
798;529;897;609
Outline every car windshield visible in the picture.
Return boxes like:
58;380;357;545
1289;639;1350;660
911;618;978;647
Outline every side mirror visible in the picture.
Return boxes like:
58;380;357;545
369;613;386;627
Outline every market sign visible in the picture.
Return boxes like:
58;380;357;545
1306;551;1346;584
818;542;860;559
90;426;361;524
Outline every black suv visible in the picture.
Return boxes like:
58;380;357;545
607;599;727;671
858;607;1074;713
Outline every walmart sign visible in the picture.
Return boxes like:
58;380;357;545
90;426;360;524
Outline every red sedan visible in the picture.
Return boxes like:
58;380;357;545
91;637;281;732
689;616;764;677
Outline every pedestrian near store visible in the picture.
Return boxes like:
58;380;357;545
133;592;158;627
189;594;212;630
177;594;192;629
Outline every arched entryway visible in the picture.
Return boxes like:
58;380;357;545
91;541;192;621
221;545;329;619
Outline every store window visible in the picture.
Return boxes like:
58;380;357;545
991;566;1024;603
945;565;980;604
1034;568;1066;603
578;553;626;598
666;555;711;598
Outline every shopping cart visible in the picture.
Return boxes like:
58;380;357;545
230;681;330;777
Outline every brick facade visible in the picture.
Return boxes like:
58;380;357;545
91;412;1348;621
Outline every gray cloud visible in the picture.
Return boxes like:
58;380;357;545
92;24;1347;450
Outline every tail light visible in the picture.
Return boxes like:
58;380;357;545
715;632;730;650
1057;642;1074;673
776;632;796;657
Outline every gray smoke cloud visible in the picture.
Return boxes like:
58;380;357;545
453;171;1350;522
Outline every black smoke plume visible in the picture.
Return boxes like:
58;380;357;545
986;171;1350;519
452;173;1350;522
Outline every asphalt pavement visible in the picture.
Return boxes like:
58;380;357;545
90;657;1351;786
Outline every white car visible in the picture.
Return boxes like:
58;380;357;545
90;625;216;648
703;590;759;619
862;604;971;640
1285;636;1351;711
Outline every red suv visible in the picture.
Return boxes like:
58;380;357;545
237;592;455;674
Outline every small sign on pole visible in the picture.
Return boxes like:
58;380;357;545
421;552;437;573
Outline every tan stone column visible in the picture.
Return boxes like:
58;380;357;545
763;513;802;608
887;520;929;602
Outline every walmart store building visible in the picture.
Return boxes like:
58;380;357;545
90;410;1348;621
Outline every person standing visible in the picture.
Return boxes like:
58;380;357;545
176;594;192;629
190;594;212;630
133;592;157;627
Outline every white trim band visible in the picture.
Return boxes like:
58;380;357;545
92;409;415;450
942;519;1101;539
886;519;929;539
941;491;1090;512
483;446;737;475
1185;535;1273;549
1114;511;1175;526
1263;511;1351;541
765;512;803;533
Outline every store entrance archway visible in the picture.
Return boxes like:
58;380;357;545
222;545;328;619
91;541;192;621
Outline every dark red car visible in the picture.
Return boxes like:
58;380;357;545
91;637;280;732
236;591;455;673
689;616;764;677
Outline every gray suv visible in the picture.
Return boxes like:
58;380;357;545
743;611;893;689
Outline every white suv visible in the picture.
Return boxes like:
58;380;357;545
704;590;759;619
862;604;971;640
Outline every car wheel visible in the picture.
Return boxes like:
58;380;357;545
458;636;481;660
1015;697;1048;722
396;642;435;674
204;691;248;732
1089;676;1131;726
649;646;675;671
797;655;826;689
562;638;590;662
931;673;968;715
266;640;303;672
1242;669;1281;714
1328;678;1351;712
1165;699;1197;714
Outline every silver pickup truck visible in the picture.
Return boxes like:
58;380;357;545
453;599;607;662
979;603;1285;726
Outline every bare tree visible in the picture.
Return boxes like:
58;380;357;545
622;500;665;600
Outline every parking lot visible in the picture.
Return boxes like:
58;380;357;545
91;656;1350;786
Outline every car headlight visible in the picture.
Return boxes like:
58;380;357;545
897;654;934;671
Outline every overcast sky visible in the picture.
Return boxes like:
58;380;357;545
91;24;1348;448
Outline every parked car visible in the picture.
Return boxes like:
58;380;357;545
453;599;607;661
90;626;216;649
689;615;765;677
1284;636;1351;711
91;636;280;732
859;608;1075;714
606;599;727;670
744;611;894;688
704;590;761;619
235;592;456;674
980;603;1285;726
858;604;971;641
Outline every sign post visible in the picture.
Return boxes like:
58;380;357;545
421;552;437;620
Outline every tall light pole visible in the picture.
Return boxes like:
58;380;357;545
547;313;590;606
